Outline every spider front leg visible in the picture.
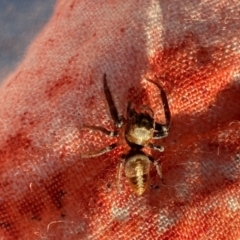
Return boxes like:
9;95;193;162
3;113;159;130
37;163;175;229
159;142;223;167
103;73;124;128
146;79;171;139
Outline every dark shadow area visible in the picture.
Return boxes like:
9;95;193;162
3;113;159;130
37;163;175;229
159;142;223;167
145;78;240;211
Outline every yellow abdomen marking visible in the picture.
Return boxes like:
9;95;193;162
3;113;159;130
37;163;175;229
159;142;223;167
124;154;150;195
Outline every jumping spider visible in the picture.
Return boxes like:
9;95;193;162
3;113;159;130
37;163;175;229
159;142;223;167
81;74;171;195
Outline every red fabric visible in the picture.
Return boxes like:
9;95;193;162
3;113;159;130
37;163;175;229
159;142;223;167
0;0;240;239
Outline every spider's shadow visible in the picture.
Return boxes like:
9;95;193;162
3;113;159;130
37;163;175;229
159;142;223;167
145;79;240;210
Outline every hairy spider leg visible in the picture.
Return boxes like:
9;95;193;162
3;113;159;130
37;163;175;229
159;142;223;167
148;155;164;184
103;73;124;128
148;142;164;152
80;143;118;158
116;156;125;192
82;125;118;137
126;102;133;118
80;125;118;158
80;74;124;158
146;79;171;139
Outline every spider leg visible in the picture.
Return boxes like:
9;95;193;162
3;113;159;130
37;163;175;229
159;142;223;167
80;143;118;158
153;124;169;139
147;144;164;189
127;102;133;118
153;160;163;181
148;155;164;184
117;155;125;193
146;78;171;139
148;142;164;152
82;124;118;137
103;74;124;128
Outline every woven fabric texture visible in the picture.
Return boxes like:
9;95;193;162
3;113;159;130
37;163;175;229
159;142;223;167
0;0;240;239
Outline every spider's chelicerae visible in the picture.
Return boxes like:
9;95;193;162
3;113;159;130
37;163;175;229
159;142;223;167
81;74;171;195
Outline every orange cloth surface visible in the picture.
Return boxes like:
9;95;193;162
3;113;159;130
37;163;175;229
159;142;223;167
0;0;240;239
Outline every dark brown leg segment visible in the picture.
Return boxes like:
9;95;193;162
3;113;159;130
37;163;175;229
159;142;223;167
82;125;118;137
80;143;118;158
103;74;124;128
146;79;171;139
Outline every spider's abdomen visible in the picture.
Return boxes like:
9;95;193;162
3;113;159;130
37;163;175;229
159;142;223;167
124;154;151;195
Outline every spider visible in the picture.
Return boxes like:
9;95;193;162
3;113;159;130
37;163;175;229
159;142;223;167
81;74;171;195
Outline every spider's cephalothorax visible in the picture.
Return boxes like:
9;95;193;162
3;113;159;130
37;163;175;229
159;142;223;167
81;74;171;195
125;108;155;147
